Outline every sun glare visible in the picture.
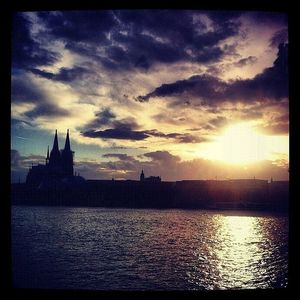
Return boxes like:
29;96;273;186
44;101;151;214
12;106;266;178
203;123;271;164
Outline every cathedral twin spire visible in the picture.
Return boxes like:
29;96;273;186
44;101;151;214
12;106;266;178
53;129;59;152
27;129;75;185
64;129;71;151
48;129;74;176
49;129;71;154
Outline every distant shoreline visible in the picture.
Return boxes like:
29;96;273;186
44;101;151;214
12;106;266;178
11;179;289;213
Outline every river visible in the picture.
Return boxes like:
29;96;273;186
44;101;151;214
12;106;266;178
11;206;288;290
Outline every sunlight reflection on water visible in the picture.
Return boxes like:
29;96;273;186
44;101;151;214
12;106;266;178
214;216;263;288
188;214;288;289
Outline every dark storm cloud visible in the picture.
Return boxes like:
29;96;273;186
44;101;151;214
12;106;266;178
144;130;207;143
36;10;241;71
234;56;257;67
270;28;288;48
243;11;288;27
136;74;227;102
29;68;55;80
137;43;288;104
11;75;47;103
95;108;116;126
102;153;135;161
111;10;241;68
38;11;116;44
82;128;148;141
30;66;97;83
12;13;60;70
25;103;70;119
11;73;71;121
82;122;205;143
81;109;137;132
83;127;204;143
115;10;241;48
100;153;140;173
227;43;288;100
143;150;180;163
81;109;143;140
82;110;204;143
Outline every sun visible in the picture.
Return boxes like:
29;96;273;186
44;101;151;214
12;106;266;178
203;122;269;164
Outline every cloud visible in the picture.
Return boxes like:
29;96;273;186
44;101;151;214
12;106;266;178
144;129;207;143
257;113;289;135
38;11;116;44
102;153;135;161
11;149;46;182
12;13;60;70
243;11;288;27
84;150;288;181
11;71;73;121
234;56;257;67
11;73;72;120
10;11;289;184
136;43;288;104
82;128;148;141
135;74;227;103
11;75;47;103
81;109;206;143
34;10;242;72
84;108;116;129
75;156;139;180
82;109;135;131
143;150;180;163
81;109;146;141
240;110;263;120
82;127;206;143
208;116;228;128
30;65;98;83
25;103;70;119
270;28;288;48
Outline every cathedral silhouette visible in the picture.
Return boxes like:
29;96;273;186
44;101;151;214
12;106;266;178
26;130;83;187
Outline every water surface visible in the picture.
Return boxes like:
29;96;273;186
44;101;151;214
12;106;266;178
12;206;288;290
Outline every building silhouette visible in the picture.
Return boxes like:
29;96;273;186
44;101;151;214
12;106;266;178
140;170;145;181
26;130;79;187
140;170;161;182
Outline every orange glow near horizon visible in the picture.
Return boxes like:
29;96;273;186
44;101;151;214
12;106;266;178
201;122;289;165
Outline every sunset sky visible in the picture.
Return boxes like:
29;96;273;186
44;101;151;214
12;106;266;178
11;10;289;182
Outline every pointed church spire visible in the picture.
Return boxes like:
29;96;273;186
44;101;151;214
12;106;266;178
64;129;71;151
140;169;145;181
49;129;61;167
52;129;59;152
